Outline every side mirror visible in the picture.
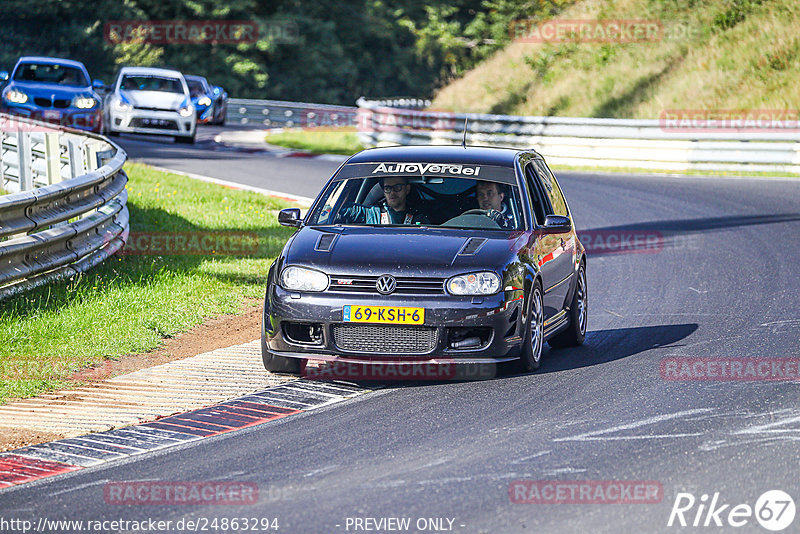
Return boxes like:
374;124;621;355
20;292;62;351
541;214;571;234
278;208;302;227
0;71;8;82
92;79;105;90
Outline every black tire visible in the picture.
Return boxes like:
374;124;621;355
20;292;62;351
175;134;195;144
214;106;225;125
519;281;544;371
549;262;587;348
261;312;302;374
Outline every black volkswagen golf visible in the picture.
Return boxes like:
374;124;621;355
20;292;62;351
262;145;587;378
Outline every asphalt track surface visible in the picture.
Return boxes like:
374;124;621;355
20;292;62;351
119;125;343;199
2;128;800;533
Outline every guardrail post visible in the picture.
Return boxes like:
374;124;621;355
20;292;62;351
84;141;99;172
44;132;61;185
16;132;33;191
0;131;6;188
66;138;82;179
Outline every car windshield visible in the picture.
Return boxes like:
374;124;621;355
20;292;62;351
120;75;184;93
307;172;525;231
13;63;88;86
186;79;206;97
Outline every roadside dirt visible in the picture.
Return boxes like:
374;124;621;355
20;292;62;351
0;299;263;452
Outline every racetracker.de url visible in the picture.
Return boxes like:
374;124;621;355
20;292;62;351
0;516;280;533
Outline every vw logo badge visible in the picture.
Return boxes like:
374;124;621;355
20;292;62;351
376;274;396;295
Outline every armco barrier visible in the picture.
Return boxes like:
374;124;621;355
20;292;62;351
226;98;358;129
0;115;128;300
355;98;800;174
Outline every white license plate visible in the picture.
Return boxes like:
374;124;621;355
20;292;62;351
42;110;61;120
343;305;424;324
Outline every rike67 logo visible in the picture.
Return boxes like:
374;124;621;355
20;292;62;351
668;490;795;531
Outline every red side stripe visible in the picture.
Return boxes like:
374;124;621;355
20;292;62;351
0;454;81;485
228;401;302;415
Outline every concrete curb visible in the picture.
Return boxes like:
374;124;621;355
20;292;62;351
0;370;371;490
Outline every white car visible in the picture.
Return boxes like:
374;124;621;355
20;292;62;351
104;67;196;144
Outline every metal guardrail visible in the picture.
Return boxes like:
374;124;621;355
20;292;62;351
359;97;431;110
0;115;129;300
226;98;358;129
355;98;800;174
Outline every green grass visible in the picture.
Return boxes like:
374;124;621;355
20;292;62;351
0;162;296;404
433;0;800;119
265;127;365;155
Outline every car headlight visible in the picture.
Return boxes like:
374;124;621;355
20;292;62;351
4;89;28;104
280;266;329;292
447;272;501;295
114;99;132;112
178;104;193;117
197;96;211;107
73;96;97;109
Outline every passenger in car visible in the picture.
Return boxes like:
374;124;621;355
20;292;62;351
475;180;513;229
336;177;430;225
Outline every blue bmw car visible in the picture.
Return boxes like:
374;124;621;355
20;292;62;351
0;56;104;133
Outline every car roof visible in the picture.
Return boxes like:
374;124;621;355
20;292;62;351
119;66;184;78
346;145;536;167
184;75;208;82
17;56;87;70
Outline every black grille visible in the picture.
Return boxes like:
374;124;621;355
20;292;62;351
328;275;444;295
136;106;176;112
332;324;437;353
130;118;179;130
32;98;71;108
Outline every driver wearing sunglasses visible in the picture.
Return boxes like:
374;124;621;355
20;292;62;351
335;176;429;225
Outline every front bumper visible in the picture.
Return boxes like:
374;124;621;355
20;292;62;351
264;285;526;365
108;108;196;137
2;103;102;133
195;103;213;123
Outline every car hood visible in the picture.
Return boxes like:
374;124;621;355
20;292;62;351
122;90;186;110
285;226;527;276
7;81;91;99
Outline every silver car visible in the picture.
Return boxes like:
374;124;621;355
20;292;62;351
104;67;196;144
